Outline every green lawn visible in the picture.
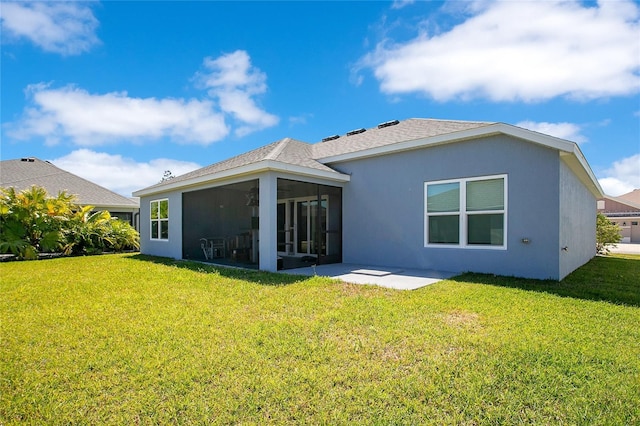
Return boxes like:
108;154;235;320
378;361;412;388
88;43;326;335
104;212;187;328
1;254;638;424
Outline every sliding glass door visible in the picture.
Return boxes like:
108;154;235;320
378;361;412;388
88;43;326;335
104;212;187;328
277;196;328;256
296;198;328;255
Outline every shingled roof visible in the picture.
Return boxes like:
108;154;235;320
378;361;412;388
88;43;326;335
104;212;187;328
617;189;640;205
137;118;494;195
312;118;494;159
140;138;340;193
0;157;139;209
134;117;602;198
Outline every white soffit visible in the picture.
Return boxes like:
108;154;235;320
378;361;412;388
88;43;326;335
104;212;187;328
133;160;350;197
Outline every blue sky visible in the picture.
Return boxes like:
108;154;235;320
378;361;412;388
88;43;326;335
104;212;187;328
1;0;639;197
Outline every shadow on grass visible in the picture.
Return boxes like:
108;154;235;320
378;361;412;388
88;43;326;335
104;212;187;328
450;254;640;307
126;254;310;286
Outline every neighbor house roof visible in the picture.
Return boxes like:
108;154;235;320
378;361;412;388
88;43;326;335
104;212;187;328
133;118;603;198
617;189;640;205
599;191;640;215
0;157;139;209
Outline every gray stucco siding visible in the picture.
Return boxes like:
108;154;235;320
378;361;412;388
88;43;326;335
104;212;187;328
559;159;597;279
333;135;563;280
139;191;183;259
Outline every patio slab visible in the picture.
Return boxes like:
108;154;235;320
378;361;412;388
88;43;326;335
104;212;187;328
281;263;457;290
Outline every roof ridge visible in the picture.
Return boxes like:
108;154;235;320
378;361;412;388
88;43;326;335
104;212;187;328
412;117;496;124
264;138;291;161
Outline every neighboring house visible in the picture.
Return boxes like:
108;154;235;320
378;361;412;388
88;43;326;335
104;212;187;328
597;189;640;243
133;118;603;280
0;157;140;229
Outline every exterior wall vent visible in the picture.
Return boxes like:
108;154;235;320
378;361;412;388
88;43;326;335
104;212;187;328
346;128;366;136
322;135;340;142
377;119;400;129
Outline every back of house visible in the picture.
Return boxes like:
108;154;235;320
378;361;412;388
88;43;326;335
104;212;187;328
133;118;603;281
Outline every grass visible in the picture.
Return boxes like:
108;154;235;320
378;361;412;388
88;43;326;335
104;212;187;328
1;253;638;424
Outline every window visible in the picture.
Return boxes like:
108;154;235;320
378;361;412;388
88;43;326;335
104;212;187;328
425;175;507;248
150;199;169;240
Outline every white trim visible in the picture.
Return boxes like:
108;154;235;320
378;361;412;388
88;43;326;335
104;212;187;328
424;174;508;250
318;122;602;199
319;123;575;164
133;160;351;197
560;146;604;198
150;198;169;241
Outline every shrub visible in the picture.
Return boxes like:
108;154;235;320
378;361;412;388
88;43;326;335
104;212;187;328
0;185;139;259
596;213;622;255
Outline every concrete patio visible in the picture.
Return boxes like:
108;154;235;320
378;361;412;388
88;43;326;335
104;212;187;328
281;263;457;290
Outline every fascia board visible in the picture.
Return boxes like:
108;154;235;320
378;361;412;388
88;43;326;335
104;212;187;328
133;160;350;197
562;144;604;198
317;126;502;164
316;122;602;198
91;204;140;211
317;123;577;165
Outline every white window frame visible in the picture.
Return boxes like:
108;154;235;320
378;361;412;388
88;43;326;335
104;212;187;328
424;174;507;250
150;198;169;241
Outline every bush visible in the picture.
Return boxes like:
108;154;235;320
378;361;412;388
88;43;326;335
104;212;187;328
596;213;622;255
0;185;139;259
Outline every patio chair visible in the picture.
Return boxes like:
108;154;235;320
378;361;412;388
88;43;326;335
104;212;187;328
200;238;213;260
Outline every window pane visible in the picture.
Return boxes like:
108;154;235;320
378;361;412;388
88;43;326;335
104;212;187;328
468;214;504;245
427;183;460;212
160;220;169;239
151;221;159;239
159;200;169;219
297;201;308;253
467;178;504;211
428;215;460;244
277;203;285;251
151;201;159;219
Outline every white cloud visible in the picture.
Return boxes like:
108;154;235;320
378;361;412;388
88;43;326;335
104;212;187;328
516;121;587;144
360;0;640;102
195;50;279;136
391;0;415;10
7;84;229;146
6;50;278;146
0;1;100;55
598;154;640;196
51;149;202;197
289;113;314;127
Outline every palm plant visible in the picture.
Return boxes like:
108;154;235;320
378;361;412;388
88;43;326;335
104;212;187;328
63;208;112;255
0;186;73;259
1;185;140;259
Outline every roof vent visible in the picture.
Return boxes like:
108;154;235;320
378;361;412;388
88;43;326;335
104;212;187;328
346;128;366;136
321;134;340;142
377;119;399;129
20;157;35;162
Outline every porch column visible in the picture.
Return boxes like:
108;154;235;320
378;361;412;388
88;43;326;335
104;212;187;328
259;173;278;272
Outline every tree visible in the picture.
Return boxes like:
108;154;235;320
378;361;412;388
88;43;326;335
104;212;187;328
596;213;622;255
